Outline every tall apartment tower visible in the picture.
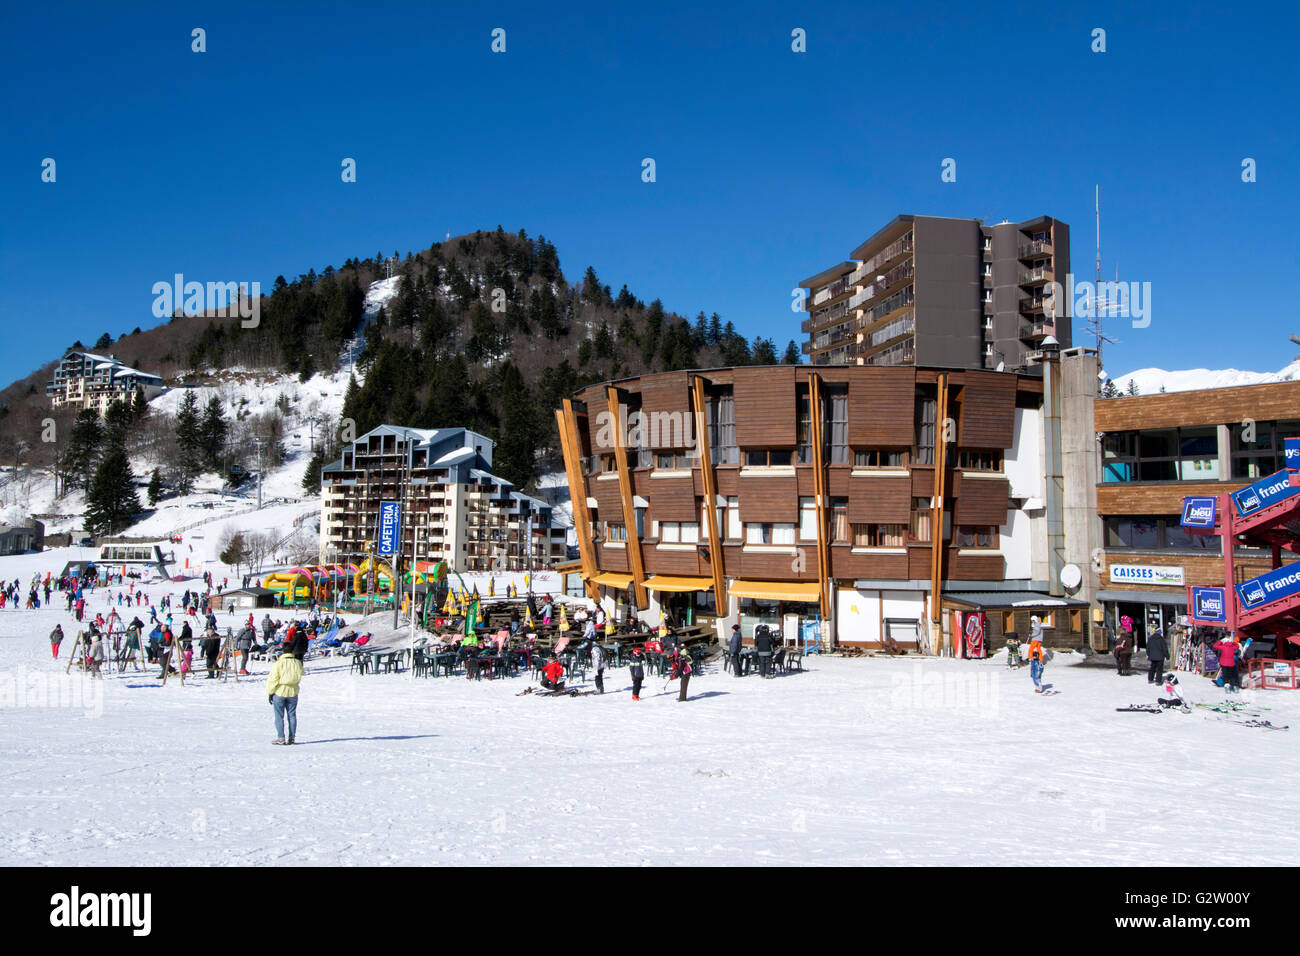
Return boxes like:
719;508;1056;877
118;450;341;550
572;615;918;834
800;214;1070;370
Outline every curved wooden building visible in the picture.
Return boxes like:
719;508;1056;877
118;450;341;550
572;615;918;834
556;363;1093;651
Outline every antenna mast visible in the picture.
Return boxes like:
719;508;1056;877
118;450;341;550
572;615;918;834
1086;184;1117;369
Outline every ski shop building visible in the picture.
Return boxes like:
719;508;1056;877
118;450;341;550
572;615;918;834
1094;378;1300;651
554;351;1104;653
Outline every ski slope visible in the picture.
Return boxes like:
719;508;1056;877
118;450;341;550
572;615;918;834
2;554;1297;866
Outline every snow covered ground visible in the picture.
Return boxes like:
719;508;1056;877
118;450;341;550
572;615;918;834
2;544;1297;866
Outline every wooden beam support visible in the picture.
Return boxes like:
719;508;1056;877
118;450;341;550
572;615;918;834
809;372;832;619
606;386;648;609
930;372;950;631
556;401;600;602
691;375;728;618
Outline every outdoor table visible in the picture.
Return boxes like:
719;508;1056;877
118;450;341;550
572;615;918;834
601;642;623;666
739;648;759;675
431;651;457;677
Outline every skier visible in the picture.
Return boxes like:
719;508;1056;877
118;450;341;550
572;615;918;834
754;624;774;678
87;633;105;679
235;624;255;675
1027;616;1048;693
1158;673;1189;710
49;624;64;660
591;640;606;694
540;654;565;691
1114;626;1133;676
670;644;693;701
1212;635;1242;692
201;626;221;679
728;623;743;677
1145;626;1167;685
266;646;304;745
629;646;645;700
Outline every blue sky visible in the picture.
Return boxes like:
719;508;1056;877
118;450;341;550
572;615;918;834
3;0;1297;386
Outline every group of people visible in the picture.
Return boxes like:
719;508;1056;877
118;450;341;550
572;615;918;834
1114;616;1247;691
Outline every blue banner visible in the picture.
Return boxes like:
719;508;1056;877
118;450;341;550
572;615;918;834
1286;437;1300;471
377;501;402;556
1236;563;1300;613
1190;586;1227;624
1180;496;1217;528
1230;468;1300;518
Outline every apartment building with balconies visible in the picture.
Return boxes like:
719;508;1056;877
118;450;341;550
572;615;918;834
319;425;568;572
800;214;1071;370
46;351;165;416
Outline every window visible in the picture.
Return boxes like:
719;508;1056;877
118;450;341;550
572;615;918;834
1069;609;1083;633
798;497;818;540
635;448;653;469
957;449;1003;472
660;521;699;544
1231;420;1300;480
744;449;795;467
954;525;997;548
797;392;813;464
656;451;693;469
745;522;795;546
915;395;937;465
1102;427;1220;482
826;387;848;464
910;498;932;542
830;498;849;543
1105;515;1221;552
725;496;740;540
709;391;738;465
854;448;909;468
851;523;906;547
1036;612;1055;629
605;522;628;542
588;453;616;475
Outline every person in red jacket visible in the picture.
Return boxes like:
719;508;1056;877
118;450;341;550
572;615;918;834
1213;635;1241;692
541;654;565;691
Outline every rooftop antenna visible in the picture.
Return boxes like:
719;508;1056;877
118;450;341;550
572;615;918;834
1085;184;1118;368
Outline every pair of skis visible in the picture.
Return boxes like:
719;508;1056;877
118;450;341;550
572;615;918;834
517;686;598;698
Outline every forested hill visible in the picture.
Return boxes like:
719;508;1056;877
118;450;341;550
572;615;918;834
198;227;800;492
0;228;800;495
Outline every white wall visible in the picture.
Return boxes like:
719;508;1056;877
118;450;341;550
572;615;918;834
836;588;881;644
1004;405;1048;584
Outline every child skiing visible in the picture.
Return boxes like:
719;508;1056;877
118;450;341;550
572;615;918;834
629;646;645;700
670;644;693;701
1027;616;1048;693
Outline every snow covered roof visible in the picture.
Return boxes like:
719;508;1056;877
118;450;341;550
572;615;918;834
944;591;1087;609
434;445;476;466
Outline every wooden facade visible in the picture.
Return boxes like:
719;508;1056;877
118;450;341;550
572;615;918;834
563;366;1042;605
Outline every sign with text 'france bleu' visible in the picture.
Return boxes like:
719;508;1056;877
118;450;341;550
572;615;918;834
1230;468;1300;518
377;501;402;556
1190;586;1227;624
1235;563;1300;613
1180;496;1217;528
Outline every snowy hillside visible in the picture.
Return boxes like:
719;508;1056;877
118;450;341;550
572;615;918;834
1110;358;1300;396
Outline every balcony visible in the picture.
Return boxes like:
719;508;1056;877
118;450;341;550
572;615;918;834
1018;239;1052;260
1020;320;1054;341
1019;296;1047;316
1019;265;1052;286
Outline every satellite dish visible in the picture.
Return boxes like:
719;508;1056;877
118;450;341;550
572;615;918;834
1060;564;1082;590
996;361;1005;372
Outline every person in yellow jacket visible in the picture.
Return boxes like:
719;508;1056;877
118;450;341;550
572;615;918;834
265;649;304;745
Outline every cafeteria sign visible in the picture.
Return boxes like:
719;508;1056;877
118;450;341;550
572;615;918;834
377;501;402;556
1180;495;1217;529
1190;586;1227;624
1109;564;1184;586
1235;563;1300;612
1230;468;1300;518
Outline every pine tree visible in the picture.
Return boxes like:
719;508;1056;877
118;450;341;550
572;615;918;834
174;390;202;493
65;409;104;491
132;386;148;419
494;363;539;490
200;396;228;467
302;447;324;495
1125;380;1140;396
85;445;140;535
147;467;163;505
782;340;802;364
751;336;777;365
